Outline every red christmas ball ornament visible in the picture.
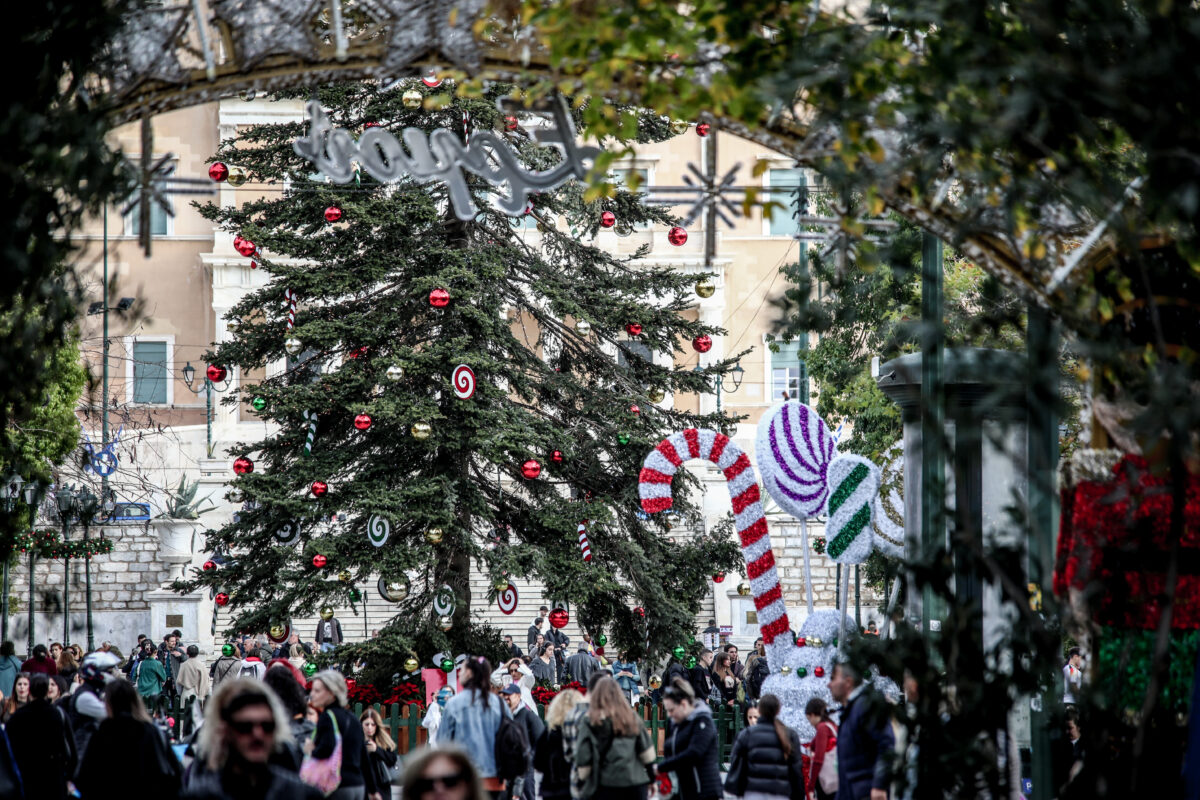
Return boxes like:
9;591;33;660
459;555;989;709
250;260;258;270
354;413;372;431
324;205;343;223
209;162;229;182
814;666;825;678
364;121;380;128
234;237;257;257
712;573;725;583
630;404;640;415
504;115;519;131
692;335;712;353
214;592;230;607
633;606;645;618
206;364;227;383
311;480;328;498
422;73;442;88
624;322;643;336
232;456;254;475
550;450;564;463
521;459;542;480
348;345;369;359
548;607;569;629
797;637;807;647
312;553;328;568
667;226;688;246
429;288;450;308
696;122;711;137
600;210;617;228
203;560;216;571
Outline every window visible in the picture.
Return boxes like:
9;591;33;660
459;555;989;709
770;340;808;404
765;168;806;237
124;198;170;237
617;340;652;371
131;341;169;404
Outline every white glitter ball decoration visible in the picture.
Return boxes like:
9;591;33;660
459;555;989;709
872;442;905;558
760;609;857;740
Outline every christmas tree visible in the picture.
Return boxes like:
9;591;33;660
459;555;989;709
187;82;744;676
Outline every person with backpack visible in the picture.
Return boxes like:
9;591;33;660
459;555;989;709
209;643;242;690
744;643;769;703
502;684;543;800
305;669;381;800
441;657;516;800
63;657;110;761
75;678;182;798
805;697;838;799
237;650;268;681
136;643;169;712
724;693;804;800
573;677;656;800
536;688;585;800
656;679;722;800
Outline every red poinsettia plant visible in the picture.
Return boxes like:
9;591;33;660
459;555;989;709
531;680;587;706
347;679;425;710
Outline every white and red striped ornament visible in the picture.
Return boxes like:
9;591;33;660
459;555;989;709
639;428;790;647
497;583;519;615
284;288;297;330
577;521;592;562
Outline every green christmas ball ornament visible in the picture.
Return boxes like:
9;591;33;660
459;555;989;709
440;657;454;673
302;662;318;678
348;587;362;602
251;396;266;412
687;635;696;646
222;644;234;657
672;645;686;660
596;634;607;647
685;655;697;669
797;667;807;678
617;432;630;446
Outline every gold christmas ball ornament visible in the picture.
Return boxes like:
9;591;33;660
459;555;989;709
386;364;404;382
780;665;792;675
269;623;287;640
402;89;423;108
319;606;334;621
649;675;662;689
694;277;717;298
574;319;592;337
425;527;444;544
411;421;432;440
670;120;690;135
808;636;824;649
338;570;352;583
647;387;666;404
382;577;411;602
438;615;454;631
226;165;248;187
493;577;509;593
736;581;752;596
284;337;303;356
403;656;420;673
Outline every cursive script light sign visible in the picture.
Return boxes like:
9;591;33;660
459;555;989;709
293;96;602;220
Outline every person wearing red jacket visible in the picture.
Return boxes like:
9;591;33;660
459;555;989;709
805;697;838;800
20;643;58;676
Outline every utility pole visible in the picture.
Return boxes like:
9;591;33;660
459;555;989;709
920;231;945;637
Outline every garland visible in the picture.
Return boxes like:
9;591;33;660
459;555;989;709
14;529;114;559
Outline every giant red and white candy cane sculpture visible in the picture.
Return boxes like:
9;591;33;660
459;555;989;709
639;428;790;646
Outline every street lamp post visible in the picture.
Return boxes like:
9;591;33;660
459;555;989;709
181;362;231;457
694;363;745;418
1;476;43;645
76;488;99;651
55;485;75;646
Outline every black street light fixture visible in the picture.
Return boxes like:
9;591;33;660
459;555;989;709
181;361;232;457
1;475;43;648
694;361;745;415
54;484;100;649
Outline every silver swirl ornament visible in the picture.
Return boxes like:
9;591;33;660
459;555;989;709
433;584;457;617
872;443;905;558
274;520;301;545
451;364;476;399
497;583;519;615
367;514;390;548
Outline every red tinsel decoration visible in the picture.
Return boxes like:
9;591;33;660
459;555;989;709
1054;455;1200;629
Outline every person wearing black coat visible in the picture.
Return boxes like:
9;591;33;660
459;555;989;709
723;694;804;800
664;660;690;696
75;680;182;799
656;681;722;800
830;662;894;800
7;674;76;800
309;670;380;799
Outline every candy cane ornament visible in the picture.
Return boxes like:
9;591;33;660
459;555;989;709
640;428;790;649
302;410;318;457
284;288;297;330
577;521;592;562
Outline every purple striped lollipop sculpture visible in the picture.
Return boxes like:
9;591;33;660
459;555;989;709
755;401;837;519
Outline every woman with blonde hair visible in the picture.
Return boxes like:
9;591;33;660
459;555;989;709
401;745;488;800
574;677;656;800
361;707;399;791
535;689;584;800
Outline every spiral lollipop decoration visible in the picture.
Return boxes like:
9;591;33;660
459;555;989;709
451;364;476;399
367;515;390;548
497;583;519;614
755;402;837;519
640;428;790;647
284;288;297;330
433;584;456;617
274;521;301;545
578;521;593;562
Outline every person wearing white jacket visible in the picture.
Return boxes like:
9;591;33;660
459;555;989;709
492;657;537;711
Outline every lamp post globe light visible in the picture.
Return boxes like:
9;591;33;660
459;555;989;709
693;361;745;415
182;361;232;457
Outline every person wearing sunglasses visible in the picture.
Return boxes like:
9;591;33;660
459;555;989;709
401;746;488;800
183;678;322;799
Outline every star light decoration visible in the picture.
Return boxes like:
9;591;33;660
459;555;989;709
106;6;190;95
647;162;745;228
211;0;324;68
359;0;486;74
